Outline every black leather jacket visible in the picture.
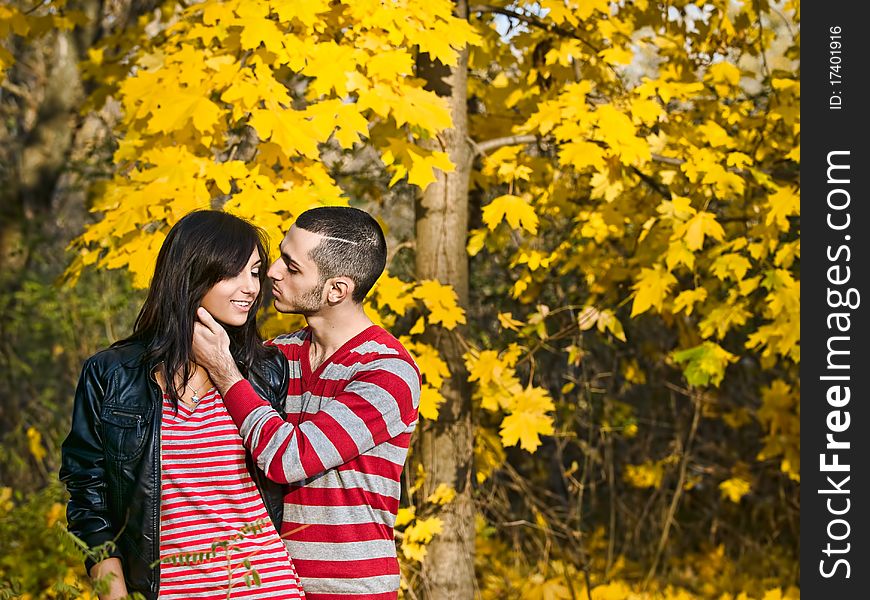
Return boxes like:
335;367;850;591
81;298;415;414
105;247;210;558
59;341;289;599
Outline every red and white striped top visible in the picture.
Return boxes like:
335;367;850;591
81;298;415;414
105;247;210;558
222;326;421;600
158;388;305;599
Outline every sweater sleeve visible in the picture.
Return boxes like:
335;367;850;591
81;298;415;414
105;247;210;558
222;356;420;484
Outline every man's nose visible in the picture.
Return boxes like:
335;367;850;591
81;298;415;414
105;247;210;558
267;259;282;281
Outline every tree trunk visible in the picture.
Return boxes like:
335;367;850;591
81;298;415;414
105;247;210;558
414;2;475;598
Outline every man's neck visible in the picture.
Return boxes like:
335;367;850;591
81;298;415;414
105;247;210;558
305;309;374;369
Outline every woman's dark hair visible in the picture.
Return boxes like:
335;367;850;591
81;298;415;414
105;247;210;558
117;210;274;409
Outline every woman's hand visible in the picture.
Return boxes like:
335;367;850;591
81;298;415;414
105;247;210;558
89;557;129;600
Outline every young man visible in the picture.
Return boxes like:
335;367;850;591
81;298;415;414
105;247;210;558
193;206;421;600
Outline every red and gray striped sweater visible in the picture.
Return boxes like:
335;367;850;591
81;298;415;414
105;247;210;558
221;325;421;600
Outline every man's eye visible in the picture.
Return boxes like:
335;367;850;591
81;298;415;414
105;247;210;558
251;269;260;276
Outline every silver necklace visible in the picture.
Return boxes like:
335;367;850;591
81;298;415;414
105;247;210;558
186;368;208;405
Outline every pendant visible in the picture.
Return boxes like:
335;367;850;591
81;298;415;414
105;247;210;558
191;392;200;404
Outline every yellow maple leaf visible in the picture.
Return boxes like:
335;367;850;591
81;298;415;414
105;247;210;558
372;274;415;315
271;0;330;28
250;108;320;158
672;288;708;315
719;477;751;503
657;194;696;221
707;61;741;86
465;346;521;388
27;427;46;463
589;174;623;204
497;312;524;331
727;151;752;169
499;410;554;453
382;137;455;190
558;140;606;172
365;47;414;82
575;0;611;19
698;120;735;148
426;483;456;505
672;342;738;387
594;104;651;165
631;265;677;317
412;280;466;329
404;516;443;545
699;303;751;340
765;186;800;231
388;85;453;133
482;194;539;234
124;230;168;289
418;384;446;420
466;228;488;256
146;90;222;135
624;460;664;489
521;573;572;600
596;310;626;342
465;350;506;387
401;540;429;562
598;46;634;65
236;14;285;54
665;240;695;272
514;384;553;414
406;148;454;190
394;506;416;528
630;97;662;126
409;316;425;335
710;253;752;281
303;40;358;96
405;341;450;388
678;211;725;251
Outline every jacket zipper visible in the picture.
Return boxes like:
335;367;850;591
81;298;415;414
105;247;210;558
151;378;162;596
109;409;144;438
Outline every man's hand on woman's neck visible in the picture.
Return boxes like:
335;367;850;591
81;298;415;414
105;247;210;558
192;307;244;395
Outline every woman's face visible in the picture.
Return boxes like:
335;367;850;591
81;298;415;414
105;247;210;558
200;248;261;327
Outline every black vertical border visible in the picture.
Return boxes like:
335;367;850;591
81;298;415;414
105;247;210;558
801;3;869;596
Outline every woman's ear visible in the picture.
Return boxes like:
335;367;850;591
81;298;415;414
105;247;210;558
326;277;354;304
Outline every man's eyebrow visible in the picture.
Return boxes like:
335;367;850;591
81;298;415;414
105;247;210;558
279;248;301;269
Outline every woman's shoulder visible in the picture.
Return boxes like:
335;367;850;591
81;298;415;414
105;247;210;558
248;345;289;406
258;344;290;379
82;341;148;375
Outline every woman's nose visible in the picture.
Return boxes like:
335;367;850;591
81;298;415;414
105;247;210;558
242;274;259;295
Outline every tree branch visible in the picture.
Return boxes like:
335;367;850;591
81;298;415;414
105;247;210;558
471;134;539;157
469;5;601;54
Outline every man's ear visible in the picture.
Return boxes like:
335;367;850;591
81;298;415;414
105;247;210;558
325;277;354;304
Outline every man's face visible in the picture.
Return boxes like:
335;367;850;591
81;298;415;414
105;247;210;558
267;225;326;315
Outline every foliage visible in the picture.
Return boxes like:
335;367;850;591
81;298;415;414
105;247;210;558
0;264;142;492
0;1;85;83
1;0;800;597
0;481;95;599
64;0;478;287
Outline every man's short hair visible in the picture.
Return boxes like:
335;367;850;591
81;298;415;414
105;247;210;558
295;206;387;303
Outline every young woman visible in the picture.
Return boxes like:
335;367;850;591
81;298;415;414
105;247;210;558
60;211;304;599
